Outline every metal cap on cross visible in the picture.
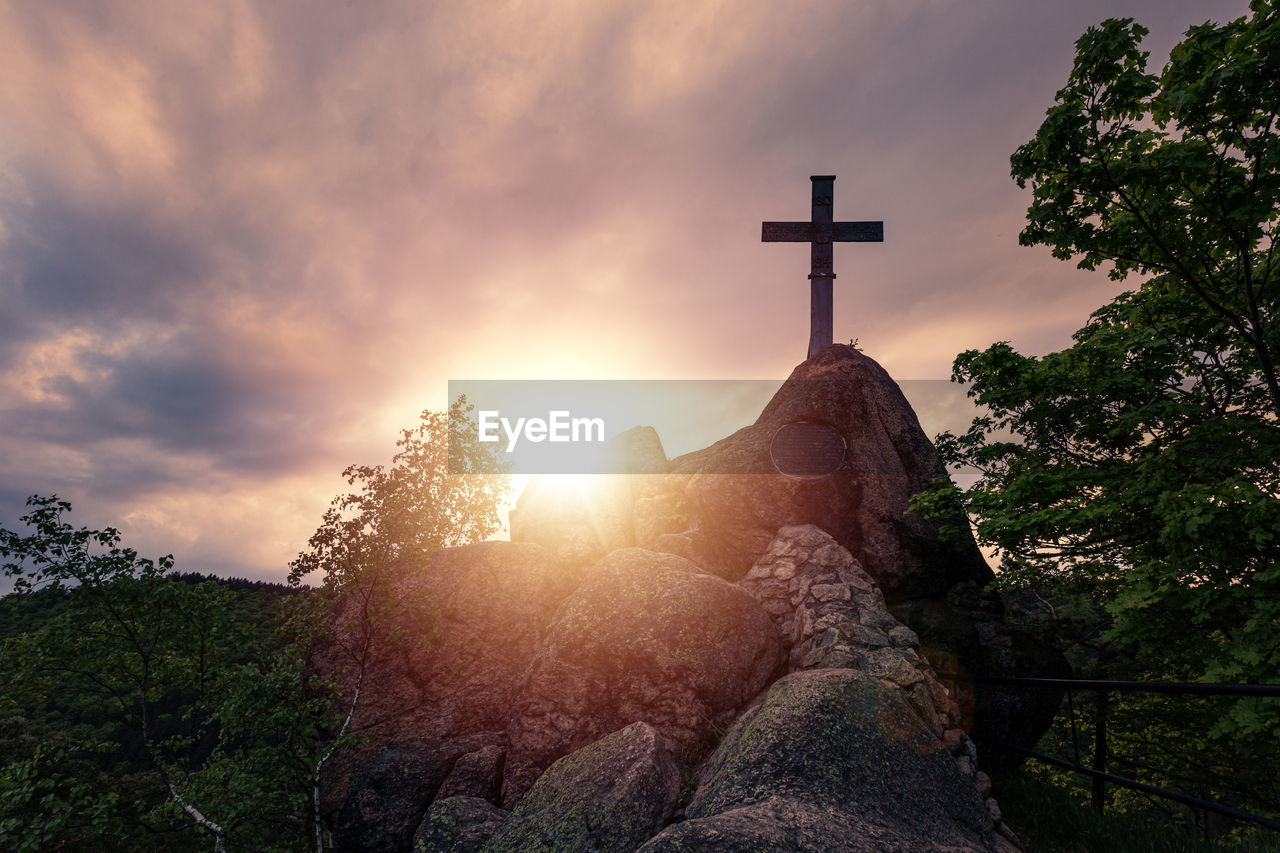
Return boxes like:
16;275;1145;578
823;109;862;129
762;176;884;360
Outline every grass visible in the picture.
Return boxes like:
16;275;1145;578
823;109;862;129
993;767;1280;853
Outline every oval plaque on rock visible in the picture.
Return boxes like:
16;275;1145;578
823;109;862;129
770;421;847;479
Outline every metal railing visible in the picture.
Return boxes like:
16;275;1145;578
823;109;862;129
974;676;1280;832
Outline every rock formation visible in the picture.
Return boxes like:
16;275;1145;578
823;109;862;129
639;669;1017;852
666;345;1067;769
412;798;507;853
502;548;784;803
308;541;580;812
740;525;962;745
671;344;992;600
332;733;503;853
484;722;682;852
312;345;1070;851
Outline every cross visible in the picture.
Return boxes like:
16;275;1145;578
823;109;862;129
762;175;884;360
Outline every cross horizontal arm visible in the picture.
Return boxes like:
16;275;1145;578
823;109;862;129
761;221;884;242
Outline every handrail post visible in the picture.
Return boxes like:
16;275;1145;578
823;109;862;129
1092;689;1108;813
1067;689;1082;767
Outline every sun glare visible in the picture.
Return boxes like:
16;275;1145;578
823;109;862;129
496;473;612;542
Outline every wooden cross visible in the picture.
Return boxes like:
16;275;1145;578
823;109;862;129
762;175;883;360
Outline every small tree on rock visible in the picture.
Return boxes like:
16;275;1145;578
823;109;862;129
287;396;509;849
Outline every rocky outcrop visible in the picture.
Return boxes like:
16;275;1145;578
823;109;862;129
437;745;505;803
502;548;784;803
671;344;993;600
411;797;507;853
311;541;578;813
333;733;502;853
663;345;1068;771
737;524;1018;840
638;669;1017;853
486;722;682;852
740;525;963;747
307;345;1072;848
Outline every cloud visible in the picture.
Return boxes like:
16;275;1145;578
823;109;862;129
0;178;206;343
0;0;1252;584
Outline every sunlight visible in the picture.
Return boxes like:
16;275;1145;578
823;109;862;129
495;473;615;542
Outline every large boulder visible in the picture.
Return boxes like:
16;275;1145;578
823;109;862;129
412;797;507;853
309;541;579;813
485;722;682;853
638;669;1017;853
333;733;502;853
740;525;963;745
437;744;506;803
671;344;992;600
502;548;785;803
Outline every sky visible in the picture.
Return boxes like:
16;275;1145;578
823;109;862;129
0;0;1250;587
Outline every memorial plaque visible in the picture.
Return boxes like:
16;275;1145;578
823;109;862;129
770;421;846;478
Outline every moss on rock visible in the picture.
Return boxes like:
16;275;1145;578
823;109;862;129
640;669;1002;852
412;796;506;853
485;722;681;853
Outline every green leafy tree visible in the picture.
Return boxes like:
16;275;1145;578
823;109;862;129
0;400;508;851
1013;4;1280;410
0;497;316;852
288;397;509;849
915;8;1280;829
290;397;509;587
925;0;1280;715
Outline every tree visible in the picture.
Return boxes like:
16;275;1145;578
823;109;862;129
289;397;509;587
914;5;1280;830
919;3;1279;726
1011;4;1280;414
0;399;508;852
0;497;316;852
287;396;509;849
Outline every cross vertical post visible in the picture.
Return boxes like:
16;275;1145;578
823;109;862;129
762;176;884;360
809;176;835;360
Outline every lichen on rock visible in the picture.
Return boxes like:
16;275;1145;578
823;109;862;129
411;797;507;853
641;669;1010;853
485;722;682;853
